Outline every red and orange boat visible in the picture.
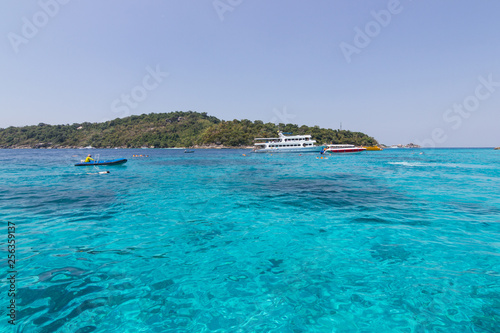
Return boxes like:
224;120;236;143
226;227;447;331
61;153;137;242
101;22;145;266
324;144;366;154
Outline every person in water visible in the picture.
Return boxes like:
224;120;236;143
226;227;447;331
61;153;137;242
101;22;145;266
84;154;94;162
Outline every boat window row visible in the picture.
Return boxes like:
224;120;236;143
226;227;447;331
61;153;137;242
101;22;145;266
327;145;355;148
270;144;301;147
284;138;309;141
268;143;313;147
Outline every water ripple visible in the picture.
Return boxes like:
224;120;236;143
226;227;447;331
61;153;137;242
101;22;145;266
1;148;499;332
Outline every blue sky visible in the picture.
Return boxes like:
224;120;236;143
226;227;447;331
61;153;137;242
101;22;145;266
1;0;499;146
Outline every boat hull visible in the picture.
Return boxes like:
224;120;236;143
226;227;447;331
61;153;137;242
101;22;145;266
253;146;324;153
75;158;127;166
364;146;383;151
326;148;366;154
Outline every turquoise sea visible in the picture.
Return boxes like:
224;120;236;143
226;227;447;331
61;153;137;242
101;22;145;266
1;148;499;332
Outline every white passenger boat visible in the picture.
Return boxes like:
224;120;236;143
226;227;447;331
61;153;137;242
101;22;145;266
253;131;324;153
325;144;366;153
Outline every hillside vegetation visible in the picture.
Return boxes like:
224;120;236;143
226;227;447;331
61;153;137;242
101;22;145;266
0;111;378;148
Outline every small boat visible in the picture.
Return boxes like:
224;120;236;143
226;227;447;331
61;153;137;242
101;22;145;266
325;144;366;153
253;131;324;153
364;146;383;151
75;158;127;166
184;150;195;153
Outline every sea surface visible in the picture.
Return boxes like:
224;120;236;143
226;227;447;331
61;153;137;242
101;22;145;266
1;148;499;332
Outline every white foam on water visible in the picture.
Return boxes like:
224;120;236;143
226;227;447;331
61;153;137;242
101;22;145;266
389;161;496;169
388;161;426;167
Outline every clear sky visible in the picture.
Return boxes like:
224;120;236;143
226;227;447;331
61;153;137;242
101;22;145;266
1;0;499;147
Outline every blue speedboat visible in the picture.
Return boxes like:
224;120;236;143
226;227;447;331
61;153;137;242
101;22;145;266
75;158;127;166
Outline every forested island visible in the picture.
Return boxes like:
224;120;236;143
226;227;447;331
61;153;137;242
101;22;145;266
0;111;378;148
